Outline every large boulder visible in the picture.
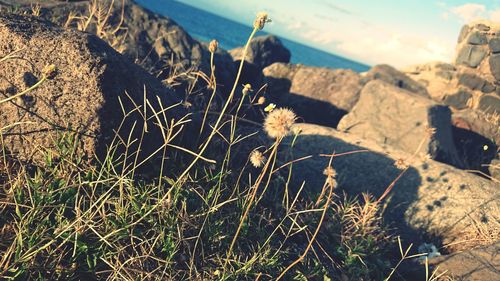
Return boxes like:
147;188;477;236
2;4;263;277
0;14;185;162
284;123;500;251
230;35;291;72
427;242;500;280
337;80;464;167
361;64;429;97
400;242;500;280
0;0;236;93
263;62;362;127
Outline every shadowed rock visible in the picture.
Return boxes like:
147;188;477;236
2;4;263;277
285;123;500;251
338;80;464;168
0;13;185;163
401;242;500;280
263;62;362;127
230;35;291;71
0;0;236;92
361;64;429;97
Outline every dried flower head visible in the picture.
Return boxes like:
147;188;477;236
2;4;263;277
257;96;266;105
323;166;338;188
42;64;57;79
426;127;436;137
419;152;431;162
209;39;218;53
394;158;409;170
250;150;266;168
263;108;296;139
254;12;270;30
323;166;337;178
242;83;253;95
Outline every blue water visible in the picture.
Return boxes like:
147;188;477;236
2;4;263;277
135;0;370;72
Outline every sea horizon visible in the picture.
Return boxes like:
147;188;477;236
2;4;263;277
135;0;371;72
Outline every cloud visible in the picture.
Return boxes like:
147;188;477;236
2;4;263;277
301;29;336;45
490;9;500;21
287;20;305;31
323;2;352;15
450;3;486;22
334;27;454;68
314;13;338;22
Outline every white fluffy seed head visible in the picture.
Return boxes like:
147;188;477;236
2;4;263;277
263;108;296;139
250;150;266;168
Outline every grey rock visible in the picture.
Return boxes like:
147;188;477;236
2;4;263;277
0;14;185;162
467;31;488;45
338;80;463;168
362;64;429;97
482;81;496;93
284;123;499;249
443;89;472;109
478;94;500;114
489;53;500;81
427;242;500;280
489;159;500;181
476;23;491;31
263;63;362;128
458;72;487;90
435;70;454;80
230;35;291;71
455;45;487;68
458;25;470;43
0;0;237;92
490;37;500;53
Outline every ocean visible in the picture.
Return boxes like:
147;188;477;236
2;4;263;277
135;0;370;72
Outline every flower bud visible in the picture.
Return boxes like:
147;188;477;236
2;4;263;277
42;64;57;79
257;96;266;105
253;12;270;30
209;39;218;53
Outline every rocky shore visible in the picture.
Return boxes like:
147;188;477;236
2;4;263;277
0;0;499;279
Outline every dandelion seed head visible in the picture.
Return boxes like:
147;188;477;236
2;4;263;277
263;108;296;139
250;150;266;168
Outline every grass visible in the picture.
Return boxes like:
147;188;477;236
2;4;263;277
0;3;457;281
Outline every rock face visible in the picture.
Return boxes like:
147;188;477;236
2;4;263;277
284;123;500;251
407;21;500;116
427;242;500;280
0;14;184;161
456;21;500;74
0;0;236;92
337;80;463;167
361;64;429;97
230;35;291;72
111;0;236;87
263;63;362;127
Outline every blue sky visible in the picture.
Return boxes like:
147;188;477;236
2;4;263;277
175;0;499;67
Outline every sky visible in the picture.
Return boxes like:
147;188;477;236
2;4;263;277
175;0;500;68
